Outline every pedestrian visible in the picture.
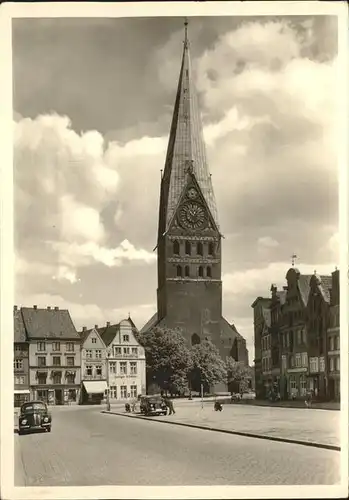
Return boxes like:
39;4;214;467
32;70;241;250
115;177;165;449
305;390;312;408
163;395;175;415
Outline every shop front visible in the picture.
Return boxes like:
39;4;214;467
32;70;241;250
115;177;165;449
14;389;30;407
81;380;107;405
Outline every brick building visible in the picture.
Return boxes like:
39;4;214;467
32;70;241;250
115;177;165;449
270;285;287;395
327;269;340;400
141;21;248;372
13;306;30;407
251;297;271;399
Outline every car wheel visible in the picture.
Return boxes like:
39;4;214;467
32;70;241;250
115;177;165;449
47;426;51;432
18;429;23;436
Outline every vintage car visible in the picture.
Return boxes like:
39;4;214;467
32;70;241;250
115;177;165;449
18;401;52;435
139;395;167;416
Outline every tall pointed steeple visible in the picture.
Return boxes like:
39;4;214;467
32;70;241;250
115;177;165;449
160;19;219;236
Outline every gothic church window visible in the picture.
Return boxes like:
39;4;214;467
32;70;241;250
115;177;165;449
185;241;191;255
176;265;182;278
198;266;204;278
208;242;214;256
173;240;180;255
197;242;203;256
207;266;212;278
185;266;190;277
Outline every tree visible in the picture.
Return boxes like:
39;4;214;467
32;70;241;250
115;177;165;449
137;326;192;395
188;340;227;393
225;357;252;393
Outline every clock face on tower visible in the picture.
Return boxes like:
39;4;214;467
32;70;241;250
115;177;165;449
179;202;206;230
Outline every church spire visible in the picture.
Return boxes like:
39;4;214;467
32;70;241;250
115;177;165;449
159;19;219;234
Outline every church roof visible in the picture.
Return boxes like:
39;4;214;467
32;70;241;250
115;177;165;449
160;21;219;231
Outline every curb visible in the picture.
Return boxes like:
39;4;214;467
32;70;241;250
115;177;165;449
101;411;340;452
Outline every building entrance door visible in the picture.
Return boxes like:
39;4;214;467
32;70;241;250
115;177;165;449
55;389;63;405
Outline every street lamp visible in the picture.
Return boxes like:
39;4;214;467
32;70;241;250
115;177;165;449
106;349;111;412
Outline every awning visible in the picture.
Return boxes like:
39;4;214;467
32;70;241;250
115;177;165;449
83;381;107;395
14;389;30;394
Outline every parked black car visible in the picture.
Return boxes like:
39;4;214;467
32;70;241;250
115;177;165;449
140;396;167;416
18;401;52;435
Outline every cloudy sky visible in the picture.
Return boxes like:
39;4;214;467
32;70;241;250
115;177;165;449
13;15;339;359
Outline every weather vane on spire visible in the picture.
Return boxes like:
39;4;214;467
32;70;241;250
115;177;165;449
291;254;298;267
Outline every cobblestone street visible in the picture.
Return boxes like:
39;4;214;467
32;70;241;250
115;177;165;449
14;405;340;486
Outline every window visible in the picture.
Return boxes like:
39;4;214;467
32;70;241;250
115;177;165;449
290;377;297;391
91;338;97;344
310;357;319;373
53;356;61;366
330;337;334;351
67;357;75;367
120;386;127;399
120;362;127;375
173;240;180;255
53;373;62;384
198;266;204;277
191;333;201;346
300;375;307;396
52;342;60;352
37;342;46;352
66;342;74;352
130;362;137;375
297;330;301;345
131;347;138;356
109;361;116;374
114;346;122;356
185;241;191;255
15;345;22;354
290;355;295;368
15;375;25;385
176;265;182;278
66;373;75;384
301;352;308;367
110;386;117;399
86;350;92;359
96;366;102;376
130;385;137;398
206;266;212;278
197;242;203;256
14;359;23;370
38;356;46;367
282;355;287;371
335;336;340;350
335;356;340;371
208;242;214;256
123;347;130;355
86;365;92;376
95;350;102;359
319;356;325;372
302;329;307;344
123;335;129;342
37;374;47;385
329;357;335;372
295;353;301;368
185;265;190;277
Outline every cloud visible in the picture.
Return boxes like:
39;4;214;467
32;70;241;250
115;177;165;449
14;17;339;362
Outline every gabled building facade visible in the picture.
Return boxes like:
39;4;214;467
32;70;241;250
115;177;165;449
141;21;248;371
251;297;271;399
13;306;30;407
100;318;146;401
79;326;107;404
327;269;340;400
270;285;287;395
22;306;82;405
306;273;332;399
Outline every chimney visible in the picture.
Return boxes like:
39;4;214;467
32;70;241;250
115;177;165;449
47;306;51;311
33;305;37;310
54;306;59;311
14;305;17;312
95;324;98;329
82;326;87;332
106;321;110;327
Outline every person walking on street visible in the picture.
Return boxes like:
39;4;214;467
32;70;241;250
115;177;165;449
305;390;312;408
162;394;176;415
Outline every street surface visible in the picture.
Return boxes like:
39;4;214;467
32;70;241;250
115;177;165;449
15;405;340;486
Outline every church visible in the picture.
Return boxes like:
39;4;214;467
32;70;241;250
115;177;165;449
141;21;249;367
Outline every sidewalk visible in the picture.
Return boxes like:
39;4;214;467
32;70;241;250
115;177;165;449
103;402;341;450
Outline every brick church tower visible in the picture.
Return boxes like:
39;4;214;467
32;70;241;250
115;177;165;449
141;21;248;364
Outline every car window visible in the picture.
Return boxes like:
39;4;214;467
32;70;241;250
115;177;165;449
22;403;46;412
